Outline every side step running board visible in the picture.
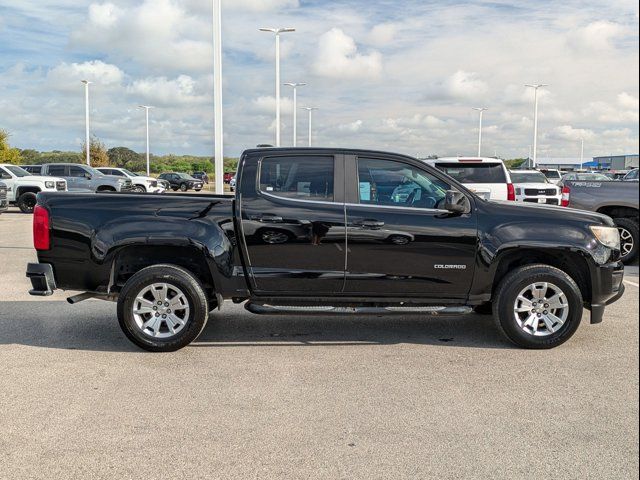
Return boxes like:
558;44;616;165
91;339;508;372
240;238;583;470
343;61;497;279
245;303;472;316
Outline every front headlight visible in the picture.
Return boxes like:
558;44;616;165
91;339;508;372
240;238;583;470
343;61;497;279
45;181;55;189
590;225;620;250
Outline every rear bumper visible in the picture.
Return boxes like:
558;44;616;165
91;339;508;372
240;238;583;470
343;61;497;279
588;260;625;324
26;263;56;296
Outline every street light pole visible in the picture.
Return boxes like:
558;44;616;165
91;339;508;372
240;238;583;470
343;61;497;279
472;107;487;157
301;107;318;147
213;0;224;194
284;82;306;147
81;80;92;165
580;138;584;169
259;27;295;147
525;83;548;168
138;105;153;176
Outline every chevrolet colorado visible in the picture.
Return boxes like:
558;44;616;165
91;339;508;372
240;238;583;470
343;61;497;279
27;148;625;351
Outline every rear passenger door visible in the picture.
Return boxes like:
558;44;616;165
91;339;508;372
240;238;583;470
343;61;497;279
239;153;346;294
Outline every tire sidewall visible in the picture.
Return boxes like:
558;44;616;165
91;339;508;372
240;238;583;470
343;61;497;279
496;268;583;348
614;218;639;264
180;183;188;192
117;267;208;351
18;192;37;213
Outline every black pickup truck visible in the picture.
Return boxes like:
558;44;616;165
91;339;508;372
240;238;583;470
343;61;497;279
27;148;625;351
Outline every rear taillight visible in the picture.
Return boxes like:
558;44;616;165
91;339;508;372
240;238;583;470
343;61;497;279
507;183;516;201
33;205;50;250
561;186;570;207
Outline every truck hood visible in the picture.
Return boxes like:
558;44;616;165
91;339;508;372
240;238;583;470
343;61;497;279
487;199;614;226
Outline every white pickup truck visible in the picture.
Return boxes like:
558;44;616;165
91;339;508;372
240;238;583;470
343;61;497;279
0;164;67;213
423;157;514;201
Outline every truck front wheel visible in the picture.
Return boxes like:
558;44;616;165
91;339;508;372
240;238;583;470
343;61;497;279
493;264;583;349
614;218;638;264
17;192;38;213
117;264;209;352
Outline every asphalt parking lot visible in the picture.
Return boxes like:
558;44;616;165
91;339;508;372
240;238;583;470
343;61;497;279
1;208;638;479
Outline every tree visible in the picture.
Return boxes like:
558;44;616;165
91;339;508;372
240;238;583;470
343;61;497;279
0;129;23;164
107;147;141;168
19;149;40;164
81;136;110;167
504;158;527;169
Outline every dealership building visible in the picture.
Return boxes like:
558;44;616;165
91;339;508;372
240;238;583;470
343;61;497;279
592;154;639;170
523;155;638;170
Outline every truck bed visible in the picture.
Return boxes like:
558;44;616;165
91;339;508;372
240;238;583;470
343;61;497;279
36;191;239;294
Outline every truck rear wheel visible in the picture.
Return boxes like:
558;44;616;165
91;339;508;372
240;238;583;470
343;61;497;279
493;264;583;349
117;264;209;352
17;192;38;213
613;218;638;264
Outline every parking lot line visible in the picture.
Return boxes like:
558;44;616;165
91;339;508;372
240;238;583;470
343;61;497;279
623;280;639;287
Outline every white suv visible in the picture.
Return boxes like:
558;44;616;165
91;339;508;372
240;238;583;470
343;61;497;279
423;157;514;201
509;170;562;205
96;167;165;193
0;164;67;213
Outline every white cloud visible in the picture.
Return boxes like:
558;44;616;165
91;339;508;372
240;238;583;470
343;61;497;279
368;23;397;46
126;75;210;107
446;70;488;100
47;61;124;90
251;96;294;115
618;92;639;109
338;120;363;132
88;2;122;28
313;28;382;79
568;21;627;51
224;0;300;11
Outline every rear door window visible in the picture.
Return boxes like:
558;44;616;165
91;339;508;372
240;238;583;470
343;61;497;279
435;163;506;183
259;155;334;202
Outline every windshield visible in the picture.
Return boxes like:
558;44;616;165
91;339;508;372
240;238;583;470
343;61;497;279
84;166;105;176
510;171;549;184
4;165;31;177
176;173;194;179
121;169;138;177
542;170;561;179
435;162;506;184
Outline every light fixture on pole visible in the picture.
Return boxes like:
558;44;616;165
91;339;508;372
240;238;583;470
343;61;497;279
301;107;318;147
259;27;295;147
580;137;584;169
213;0;224;194
81;80;92;165
525;83;549;168
138;105;153;176
284;82;306;147
472;107;487;157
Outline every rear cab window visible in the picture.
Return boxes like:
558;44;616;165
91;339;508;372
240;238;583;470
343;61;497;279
435;162;507;184
259;155;334;202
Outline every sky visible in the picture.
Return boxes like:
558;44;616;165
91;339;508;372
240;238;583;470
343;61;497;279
0;0;638;159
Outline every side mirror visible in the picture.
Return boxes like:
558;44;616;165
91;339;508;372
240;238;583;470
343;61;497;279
444;190;470;214
84;173;92;179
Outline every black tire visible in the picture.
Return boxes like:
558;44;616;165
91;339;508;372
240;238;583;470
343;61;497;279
195;188;202;192
17;192;38;213
97;186;116;192
179;183;188;192
493;264;583;349
117;264;209;352
133;185;146;193
613;218;638;264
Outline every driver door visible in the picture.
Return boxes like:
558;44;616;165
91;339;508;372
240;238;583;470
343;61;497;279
344;155;478;299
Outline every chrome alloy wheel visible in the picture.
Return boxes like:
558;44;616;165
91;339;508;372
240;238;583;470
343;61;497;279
618;226;634;257
132;283;190;338
513;282;569;337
